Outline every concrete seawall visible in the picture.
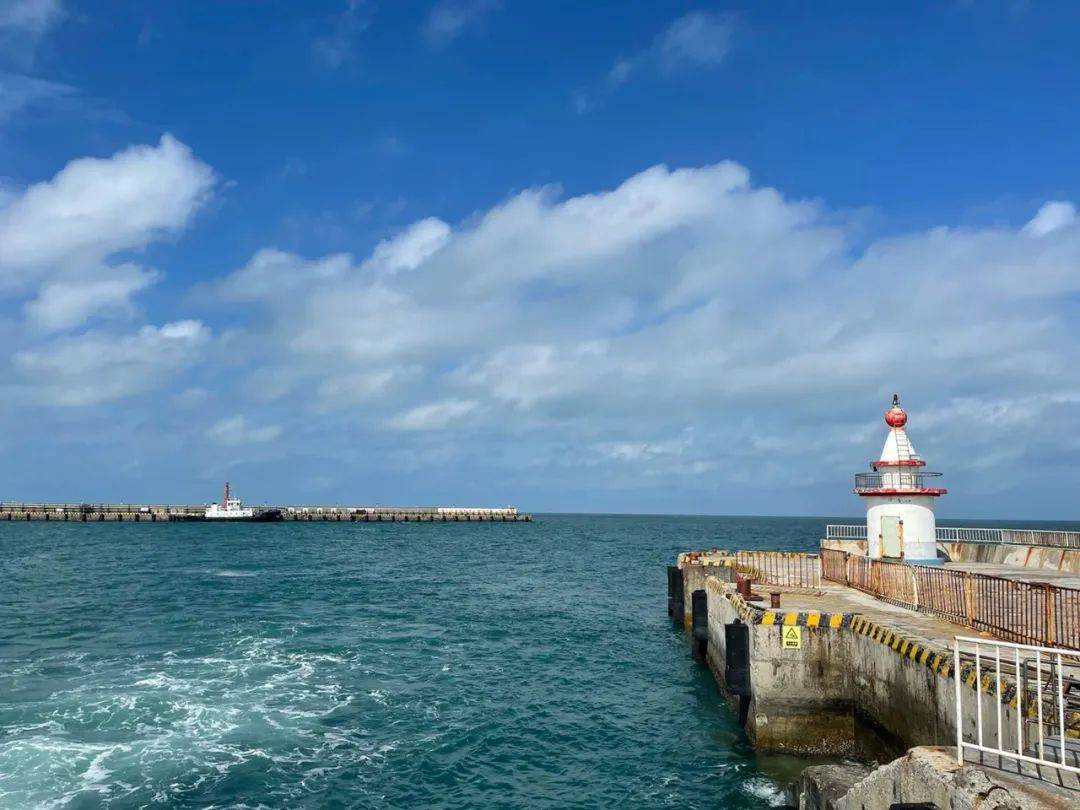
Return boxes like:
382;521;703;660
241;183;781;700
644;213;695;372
674;551;1080;807
702;576;861;755
0;503;532;522
822;536;1080;573
675;552;1077;757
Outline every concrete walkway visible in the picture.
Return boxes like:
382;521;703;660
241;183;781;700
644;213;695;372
761;583;978;650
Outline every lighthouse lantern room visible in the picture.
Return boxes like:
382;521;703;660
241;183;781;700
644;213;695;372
854;394;946;565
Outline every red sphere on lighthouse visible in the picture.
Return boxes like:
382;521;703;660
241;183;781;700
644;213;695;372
884;393;907;428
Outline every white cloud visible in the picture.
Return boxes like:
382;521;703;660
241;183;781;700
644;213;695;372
216;248;351;301
313;0;371;69
422;0;499;46
363;217;450;275
655;11;734;72
12;320;210;405
0;134;214;281
0;72;71;121
0;0;62;34
173;386;211;410
579;11;735;110
595;435;691;463
1023;201;1076;236
317;366;420;406
208;160;1080;502
0;1;64;67
0;134;214;328
206;415;282;446
24;263;158;332
386;399;479;430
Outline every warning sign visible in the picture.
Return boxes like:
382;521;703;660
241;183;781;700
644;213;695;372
782;626;802;650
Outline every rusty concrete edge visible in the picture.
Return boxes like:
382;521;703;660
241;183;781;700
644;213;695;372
713;583;1080;733
719;586;855;629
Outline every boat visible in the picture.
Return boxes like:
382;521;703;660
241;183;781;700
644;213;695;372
202;483;282;522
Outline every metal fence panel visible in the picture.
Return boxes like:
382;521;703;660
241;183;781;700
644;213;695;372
733;551;820;589
817;550;1080;651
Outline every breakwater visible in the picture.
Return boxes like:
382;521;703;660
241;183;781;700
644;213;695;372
671;545;1080;807
0;502;530;522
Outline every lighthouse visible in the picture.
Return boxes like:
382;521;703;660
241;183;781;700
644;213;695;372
854;394;946;564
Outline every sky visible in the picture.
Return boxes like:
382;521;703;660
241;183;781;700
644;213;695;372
1;0;1079;519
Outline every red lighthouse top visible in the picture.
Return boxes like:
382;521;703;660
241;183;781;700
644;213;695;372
884;393;907;428
854;393;946;496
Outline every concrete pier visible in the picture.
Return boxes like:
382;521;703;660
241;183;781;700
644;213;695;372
0;502;532;522
671;546;1080;805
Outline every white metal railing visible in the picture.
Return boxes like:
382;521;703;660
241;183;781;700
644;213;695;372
824;524;1080;549
935;526;1007;543
825;524;868;540
954;636;1079;775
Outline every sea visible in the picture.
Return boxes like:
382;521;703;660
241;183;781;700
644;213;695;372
3;513;1068;808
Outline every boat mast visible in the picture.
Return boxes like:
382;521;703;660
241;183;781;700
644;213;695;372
223;482;229;509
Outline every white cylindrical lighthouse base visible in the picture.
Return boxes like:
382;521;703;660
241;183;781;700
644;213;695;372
864;495;939;564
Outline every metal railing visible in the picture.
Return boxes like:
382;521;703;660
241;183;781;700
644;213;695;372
934;526;1004;543
734;551;821;589
1000;529;1080;549
824;524;1080;550
820;549;1080;649
853;471;944;491
954;636;1080;775
824;524;868;540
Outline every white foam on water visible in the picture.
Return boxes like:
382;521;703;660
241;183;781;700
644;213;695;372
1;632;403;806
82;748;116;787
742;776;787;806
210;569;258;578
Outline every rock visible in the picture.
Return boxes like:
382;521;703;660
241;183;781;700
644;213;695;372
795;762;874;809
796;747;1077;810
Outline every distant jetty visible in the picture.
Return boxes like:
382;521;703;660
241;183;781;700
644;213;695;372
0;502;530;523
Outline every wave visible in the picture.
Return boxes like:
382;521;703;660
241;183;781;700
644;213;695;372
208;569;258;578
742;776;788;806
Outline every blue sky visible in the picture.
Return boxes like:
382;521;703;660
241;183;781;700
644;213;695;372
1;1;1079;518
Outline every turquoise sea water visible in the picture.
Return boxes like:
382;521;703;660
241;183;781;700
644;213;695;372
1;514;835;808
7;514;1075;808
6;514;1077;808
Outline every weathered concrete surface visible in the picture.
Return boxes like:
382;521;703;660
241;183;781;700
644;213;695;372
798;747;1078;810
793;761;874;809
822;537;1080;576
692;573;1050;761
675;553;1080;805
937;542;1080;575
704;578;858;755
677;551;734;626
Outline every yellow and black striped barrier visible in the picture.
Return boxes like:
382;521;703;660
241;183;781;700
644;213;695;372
725;592;854;629
712;580;1080;736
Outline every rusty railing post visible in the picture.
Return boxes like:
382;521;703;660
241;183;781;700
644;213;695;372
1043;583;1056;647
962;571;975;628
